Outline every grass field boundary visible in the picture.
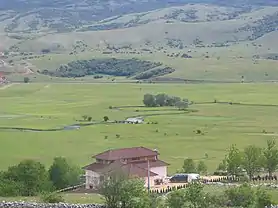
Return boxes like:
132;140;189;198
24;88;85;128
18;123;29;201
194;101;278;108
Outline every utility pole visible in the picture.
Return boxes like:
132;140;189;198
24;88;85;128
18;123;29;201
147;159;150;193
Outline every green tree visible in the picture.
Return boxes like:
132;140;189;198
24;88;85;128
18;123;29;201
263;139;278;177
100;172;150;208
226;144;242;176
255;187;273;208
167;182;218;208
0;178;23;197
225;183;256;207
143;94;156;107
4;160;52;196
197;161;207;175
49;157;81;190
23;77;30;83
175;101;188;110
103;116;109;122
217;158;227;172
242;145;262;180
166;189;185;208
184;182;208;208
182;158;196;173
155;93;168;106
166;96;181;106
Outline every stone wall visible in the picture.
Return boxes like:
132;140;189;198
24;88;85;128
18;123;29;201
0;202;106;208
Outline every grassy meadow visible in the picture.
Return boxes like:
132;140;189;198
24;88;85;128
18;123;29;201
1;83;278;174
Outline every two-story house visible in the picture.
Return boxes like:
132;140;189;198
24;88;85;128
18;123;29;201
83;146;169;189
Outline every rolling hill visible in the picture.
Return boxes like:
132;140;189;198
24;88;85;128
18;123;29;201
0;0;278;82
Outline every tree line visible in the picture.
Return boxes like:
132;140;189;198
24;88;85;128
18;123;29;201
143;93;189;110
182;139;278;181
0;157;81;197
40;58;175;79
100;172;274;208
216;139;278;180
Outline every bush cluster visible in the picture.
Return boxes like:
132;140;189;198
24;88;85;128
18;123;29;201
143;93;189;109
0;157;81;197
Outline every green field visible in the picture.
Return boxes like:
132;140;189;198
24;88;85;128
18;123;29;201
1;83;278;173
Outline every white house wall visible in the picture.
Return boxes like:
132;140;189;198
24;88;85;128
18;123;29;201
150;166;167;179
144;176;155;187
85;170;101;189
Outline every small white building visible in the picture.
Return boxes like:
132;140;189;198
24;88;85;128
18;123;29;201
125;117;144;124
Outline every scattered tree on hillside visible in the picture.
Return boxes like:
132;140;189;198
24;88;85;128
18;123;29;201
182;158;196;173
48;157;81;190
241;145;262;180
263;139;278;177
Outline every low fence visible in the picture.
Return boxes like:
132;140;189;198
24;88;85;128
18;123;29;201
150;175;278;195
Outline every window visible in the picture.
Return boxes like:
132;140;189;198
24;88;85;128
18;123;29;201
132;157;140;161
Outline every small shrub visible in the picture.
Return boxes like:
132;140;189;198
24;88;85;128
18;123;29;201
109;106;113;109
23;77;30;83
196;129;202;134
87;117;92;122
40;192;64;203
262;129;267;134
155;129;159;132
104;136;108;140
116;134;120;138
103;116;109;122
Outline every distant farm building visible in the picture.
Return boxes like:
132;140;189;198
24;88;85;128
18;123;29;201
125;117;144;124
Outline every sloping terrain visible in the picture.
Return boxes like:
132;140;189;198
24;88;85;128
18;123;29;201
0;1;278;82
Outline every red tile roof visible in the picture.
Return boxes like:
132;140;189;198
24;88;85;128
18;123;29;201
116;163;158;177
93;146;159;160
82;162;109;172
83;159;168;178
134;160;169;169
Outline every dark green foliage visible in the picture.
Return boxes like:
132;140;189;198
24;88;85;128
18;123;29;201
0;160;52;196
48;157;81;190
143;93;188;107
225;183;273;208
42;58;163;78
134;67;175;80
103;116;109;122
143;94;157;107
100;173;151;208
23;77;30;83
0;177;24;197
183;158;196;173
263;139;278;177
237;12;278;41
40;192;65;203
